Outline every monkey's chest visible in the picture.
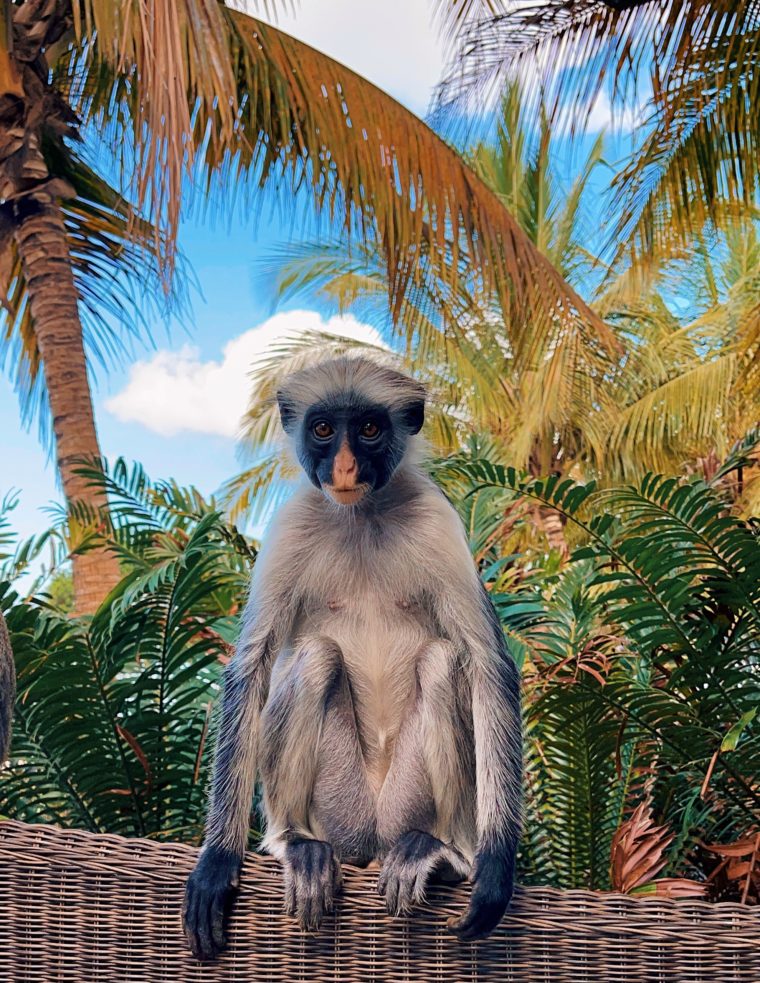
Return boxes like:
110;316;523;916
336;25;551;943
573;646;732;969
297;592;434;787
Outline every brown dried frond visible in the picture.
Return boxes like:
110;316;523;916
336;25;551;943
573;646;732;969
610;801;705;898
704;832;760;905
228;11;612;348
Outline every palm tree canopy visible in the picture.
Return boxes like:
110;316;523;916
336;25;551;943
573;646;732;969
230;84;760;525
0;0;616;444
435;1;760;260
64;1;606;334
224;87;615;523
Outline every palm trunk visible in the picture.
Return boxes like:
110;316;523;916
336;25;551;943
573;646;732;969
535;504;569;559
13;194;120;613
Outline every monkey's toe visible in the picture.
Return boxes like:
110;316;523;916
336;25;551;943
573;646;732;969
378;830;458;916
378;863;420;915
283;838;341;930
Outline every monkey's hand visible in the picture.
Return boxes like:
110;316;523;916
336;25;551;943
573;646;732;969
447;847;515;942
182;845;242;961
283;837;342;930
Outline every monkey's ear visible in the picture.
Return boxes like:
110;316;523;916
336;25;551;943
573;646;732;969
276;391;297;434
402;399;425;435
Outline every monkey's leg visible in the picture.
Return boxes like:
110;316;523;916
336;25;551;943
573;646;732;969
376;640;472;915
260;635;375;928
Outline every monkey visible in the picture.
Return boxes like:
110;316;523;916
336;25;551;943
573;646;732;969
182;356;522;960
0;611;14;764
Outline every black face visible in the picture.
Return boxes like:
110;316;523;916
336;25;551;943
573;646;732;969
277;391;424;504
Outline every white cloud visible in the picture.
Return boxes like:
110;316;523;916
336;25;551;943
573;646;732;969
105;311;384;438
584;90;644;133
236;0;445;115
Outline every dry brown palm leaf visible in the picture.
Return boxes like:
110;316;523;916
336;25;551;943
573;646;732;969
230;12;614;347
704;832;760;904
610;801;705;898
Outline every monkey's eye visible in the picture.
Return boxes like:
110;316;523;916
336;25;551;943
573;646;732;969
312;420;334;440
360;421;381;440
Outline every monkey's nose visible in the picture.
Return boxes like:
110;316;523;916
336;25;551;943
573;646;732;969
333;442;358;484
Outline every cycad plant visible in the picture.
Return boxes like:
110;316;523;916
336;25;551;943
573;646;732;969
435;446;760;895
1;451;757;899
0;462;253;840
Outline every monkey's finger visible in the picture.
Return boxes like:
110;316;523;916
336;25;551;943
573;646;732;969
447;909;482;940
300;881;322;931
376;847;400;898
185;889;212;960
412;867;430;906
397;865;420;913
332;853;343;895
293;869;318;930
195;896;219;960
383;873;401;916
210;891;228;951
182;890;202;959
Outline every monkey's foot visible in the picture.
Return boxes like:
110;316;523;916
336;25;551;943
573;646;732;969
283;838;343;930
377;831;470;916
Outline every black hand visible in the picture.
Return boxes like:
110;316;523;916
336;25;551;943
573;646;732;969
182;845;242;961
447;847;515;942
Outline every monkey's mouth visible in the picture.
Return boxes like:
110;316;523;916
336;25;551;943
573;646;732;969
324;484;370;505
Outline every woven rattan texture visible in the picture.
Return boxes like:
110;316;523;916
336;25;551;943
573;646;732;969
0;820;758;982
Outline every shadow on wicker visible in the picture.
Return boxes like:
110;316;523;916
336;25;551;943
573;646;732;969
0;820;758;982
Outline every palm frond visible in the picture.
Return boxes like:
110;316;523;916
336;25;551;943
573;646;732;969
434;1;760;259
66;4;609;346
604;353;738;475
0;147;182;449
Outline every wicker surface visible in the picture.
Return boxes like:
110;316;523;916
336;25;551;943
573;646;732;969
0;820;758;982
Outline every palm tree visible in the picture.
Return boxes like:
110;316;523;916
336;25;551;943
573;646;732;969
230;83;760;550
227;84;613;553
0;0;604;613
595;221;760;494
435;0;760;264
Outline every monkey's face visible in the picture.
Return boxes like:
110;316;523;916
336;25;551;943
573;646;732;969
280;395;424;506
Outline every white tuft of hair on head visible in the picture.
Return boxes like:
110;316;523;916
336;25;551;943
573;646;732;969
276;355;426;424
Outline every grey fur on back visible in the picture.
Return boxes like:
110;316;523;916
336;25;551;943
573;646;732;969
0;611;14;763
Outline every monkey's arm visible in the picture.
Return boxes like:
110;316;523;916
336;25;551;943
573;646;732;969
183;546;299;960
434;574;522;942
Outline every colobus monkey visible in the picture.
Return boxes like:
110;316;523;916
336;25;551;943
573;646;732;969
183;356;522;959
0;612;14;763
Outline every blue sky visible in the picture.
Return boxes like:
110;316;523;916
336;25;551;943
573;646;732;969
1;0;631;551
